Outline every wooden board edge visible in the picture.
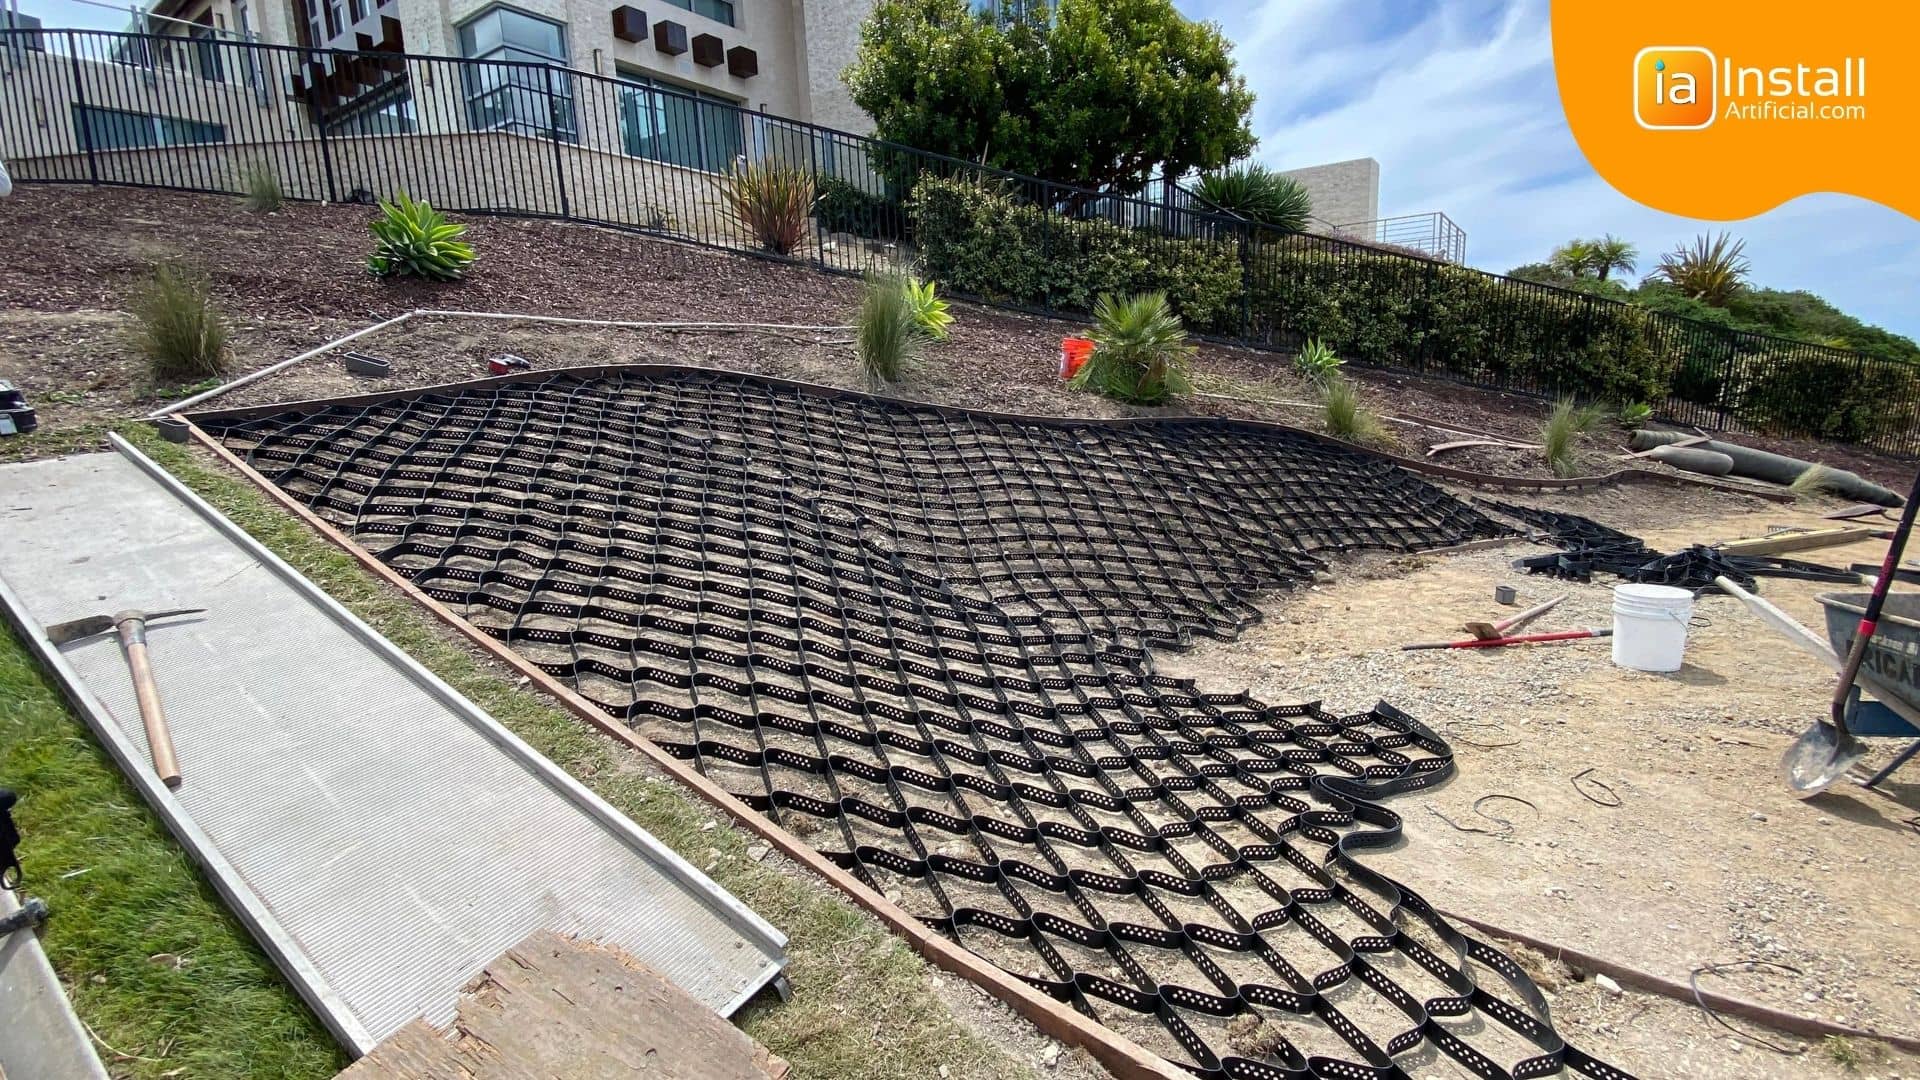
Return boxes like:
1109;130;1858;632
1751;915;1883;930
183;421;1191;1080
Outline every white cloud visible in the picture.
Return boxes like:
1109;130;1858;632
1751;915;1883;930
1181;0;1920;338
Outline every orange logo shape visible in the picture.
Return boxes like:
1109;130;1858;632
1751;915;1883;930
1634;47;1715;130
1553;0;1918;222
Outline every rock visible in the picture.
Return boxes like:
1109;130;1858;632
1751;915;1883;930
746;843;770;862
1041;1045;1061;1068
1594;974;1623;995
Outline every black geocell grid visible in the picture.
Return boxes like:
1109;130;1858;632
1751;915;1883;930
199;367;1632;1080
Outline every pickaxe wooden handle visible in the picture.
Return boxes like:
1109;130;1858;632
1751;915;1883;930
116;615;183;789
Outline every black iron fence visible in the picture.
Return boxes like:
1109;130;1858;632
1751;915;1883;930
5;28;1917;455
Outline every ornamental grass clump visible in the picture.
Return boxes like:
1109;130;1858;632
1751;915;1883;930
1072;292;1194;406
1541;397;1605;477
130;263;230;383
855;272;928;385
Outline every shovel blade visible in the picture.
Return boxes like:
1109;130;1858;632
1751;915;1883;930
1782;722;1869;797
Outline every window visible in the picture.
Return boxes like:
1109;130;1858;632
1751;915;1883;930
73;105;227;150
971;0;1044;23
328;85;417;135
457;6;574;137
188;22;223;83
616;72;741;172
658;0;733;28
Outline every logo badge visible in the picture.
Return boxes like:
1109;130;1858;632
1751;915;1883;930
1634;46;1717;129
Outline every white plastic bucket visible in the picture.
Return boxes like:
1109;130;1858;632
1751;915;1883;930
1611;583;1695;672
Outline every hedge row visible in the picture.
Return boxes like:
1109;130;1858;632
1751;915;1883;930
904;176;1916;446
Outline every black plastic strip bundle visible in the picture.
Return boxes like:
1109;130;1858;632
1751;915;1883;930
1479;499;1860;594
198;366;1631;1080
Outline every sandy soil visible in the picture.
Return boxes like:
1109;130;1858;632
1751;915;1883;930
1156;494;1920;1080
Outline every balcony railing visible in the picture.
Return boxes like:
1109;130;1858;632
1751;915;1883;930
1331;211;1466;264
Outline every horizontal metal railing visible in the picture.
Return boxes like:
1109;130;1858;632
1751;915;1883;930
4;27;1915;455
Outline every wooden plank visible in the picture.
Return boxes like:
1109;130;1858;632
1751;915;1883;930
187;422;1190;1080
1717;525;1880;556
339;932;788;1080
1619;433;1709;460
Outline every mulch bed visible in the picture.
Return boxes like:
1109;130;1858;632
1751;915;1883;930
0;184;1908;488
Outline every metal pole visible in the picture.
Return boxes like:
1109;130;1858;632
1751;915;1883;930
548;64;569;218
65;31;102;185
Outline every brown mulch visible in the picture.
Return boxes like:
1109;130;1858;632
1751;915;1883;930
0;185;1907;489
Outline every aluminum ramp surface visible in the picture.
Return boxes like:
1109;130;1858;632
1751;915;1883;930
0;439;785;1054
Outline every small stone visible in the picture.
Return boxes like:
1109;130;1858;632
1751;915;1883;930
148;953;181;969
1594;974;1623;995
1751;813;1767;822
700;820;717;832
938;1067;950;1079
746;843;770;862
1041;1045;1061;1067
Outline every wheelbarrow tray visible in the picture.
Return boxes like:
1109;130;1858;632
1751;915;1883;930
1819;591;1920;735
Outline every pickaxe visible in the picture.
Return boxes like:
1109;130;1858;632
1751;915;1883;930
46;608;203;789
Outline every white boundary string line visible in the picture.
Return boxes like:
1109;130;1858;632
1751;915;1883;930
146;309;858;418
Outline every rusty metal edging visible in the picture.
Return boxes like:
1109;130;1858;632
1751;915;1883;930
179;418;1190;1080
182;361;1793;504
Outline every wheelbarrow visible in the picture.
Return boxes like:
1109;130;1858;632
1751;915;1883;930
1816;591;1920;787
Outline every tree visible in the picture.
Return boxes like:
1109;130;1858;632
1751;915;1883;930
1548;239;1597;279
844;0;1256;194
1590;234;1638;281
1655;232;1750;306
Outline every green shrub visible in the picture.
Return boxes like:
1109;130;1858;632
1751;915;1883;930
367;192;475;281
1293;338;1342;384
721;159;816;256
907;176;1243;334
1193;165;1311;233
903;275;952;340
1617;400;1653;427
130;264;230;382
1320;375;1388;445
242;163;283;212
1072;292;1194;405
855;273;928;384
1541;398;1605;477
814;176;905;242
1739;353;1917;443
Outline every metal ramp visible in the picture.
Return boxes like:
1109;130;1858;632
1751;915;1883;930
0;437;785;1054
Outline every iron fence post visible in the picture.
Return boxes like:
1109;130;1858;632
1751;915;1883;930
312;98;339;204
64;31;101;185
548;65;570;219
1237;225;1253;343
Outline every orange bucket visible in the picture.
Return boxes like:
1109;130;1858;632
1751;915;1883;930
1060;337;1095;379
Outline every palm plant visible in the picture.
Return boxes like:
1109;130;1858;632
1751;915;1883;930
1548;239;1598;279
1072;292;1194;405
1589;234;1637;280
855;272;928;384
721;158;816;256
1655;232;1750;306
1192;165;1312;234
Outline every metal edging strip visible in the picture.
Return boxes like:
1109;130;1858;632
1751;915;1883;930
106;434;791;983
0;574;377;1055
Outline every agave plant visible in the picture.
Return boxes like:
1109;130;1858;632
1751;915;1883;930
1293;338;1342;385
1656;232;1750;306
721;158;816;256
1071;292;1195;405
367;191;475;281
903;275;953;339
1193;165;1312;234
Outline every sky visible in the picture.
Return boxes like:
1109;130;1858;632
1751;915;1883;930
21;0;1920;338
1176;0;1920;340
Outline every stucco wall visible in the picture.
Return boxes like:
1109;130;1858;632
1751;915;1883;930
795;0;873;134
1280;156;1380;229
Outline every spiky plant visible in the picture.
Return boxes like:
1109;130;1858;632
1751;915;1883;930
1541;398;1606;477
1590;234;1638;281
903;275;953;339
1193;165;1312;234
130;263;230;382
242;162;283;212
1320;375;1388;445
367;191;475;281
721;158;816;256
1656;232;1750;306
1616;400;1653;427
1293;338;1343;385
1071;292;1195;405
855;272;928;384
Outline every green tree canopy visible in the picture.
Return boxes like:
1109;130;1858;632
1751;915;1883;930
844;0;1256;194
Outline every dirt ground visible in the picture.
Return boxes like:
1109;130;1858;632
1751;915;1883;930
1157;494;1920;1080
9;185;1920;1078
5;184;1908;489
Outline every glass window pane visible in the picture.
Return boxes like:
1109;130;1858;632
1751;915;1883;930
659;0;692;11
694;97;742;171
498;8;564;58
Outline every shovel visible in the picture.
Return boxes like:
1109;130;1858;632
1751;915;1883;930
1784;465;1920;796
